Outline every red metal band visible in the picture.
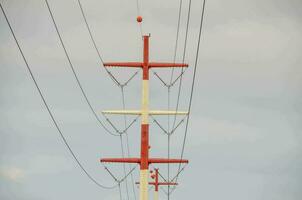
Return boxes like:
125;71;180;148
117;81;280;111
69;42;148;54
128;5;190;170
140;124;149;169
143;65;149;80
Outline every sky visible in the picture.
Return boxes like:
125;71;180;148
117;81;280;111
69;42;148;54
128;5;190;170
0;0;302;200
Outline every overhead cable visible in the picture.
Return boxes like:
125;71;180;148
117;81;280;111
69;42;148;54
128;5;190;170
167;0;193;197
44;0;123;137
171;0;207;194
0;2;117;190
77;1;138;199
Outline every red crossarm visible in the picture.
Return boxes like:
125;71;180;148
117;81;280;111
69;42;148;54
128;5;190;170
149;62;188;68
149;158;188;164
100;158;140;163
103;62;188;68
103;62;142;68
100;158;188;164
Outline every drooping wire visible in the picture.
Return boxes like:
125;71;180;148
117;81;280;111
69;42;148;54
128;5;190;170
76;0;124;87
170;0;193;136
147;0;192;194
167;88;171;199
46;1;138;198
169;0;183;84
107;165;138;200
78;0;139;88
121;87;137;200
105;115;139;135
170;164;187;183
44;0;124;137
167;0;192;197
77;1;138;199
134;0;143;37
170;0;207;195
119;133;130;200
0;2;118;190
103;164;137;200
160;165;188;197
135;0;141;17
167;3;185;189
76;0;103;63
118;184;123;200
151;0;185;87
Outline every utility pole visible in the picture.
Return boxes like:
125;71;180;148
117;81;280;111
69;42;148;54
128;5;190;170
100;34;189;200
136;168;178;200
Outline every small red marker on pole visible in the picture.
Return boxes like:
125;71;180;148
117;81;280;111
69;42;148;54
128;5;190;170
137;16;143;23
136;168;178;200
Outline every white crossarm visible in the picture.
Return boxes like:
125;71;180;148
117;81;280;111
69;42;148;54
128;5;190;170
102;110;188;115
102;110;142;115
149;110;188;115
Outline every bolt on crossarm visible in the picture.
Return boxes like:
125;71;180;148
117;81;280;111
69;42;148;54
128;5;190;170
136;168;178;200
100;35;189;200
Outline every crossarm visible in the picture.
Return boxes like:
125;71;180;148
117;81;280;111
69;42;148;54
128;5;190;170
149;62;188;68
157;182;178;186
149;158;189;164
102;110;142;115
149;110;188;115
135;182;178;186
103;62;143;68
100;158;188;164
100;158;140;163
102;110;188;115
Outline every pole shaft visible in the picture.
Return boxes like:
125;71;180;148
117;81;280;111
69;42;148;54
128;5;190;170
154;191;159;200
140;35;150;200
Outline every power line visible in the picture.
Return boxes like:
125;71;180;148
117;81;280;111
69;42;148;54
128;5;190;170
169;0;183;84
76;1;137;199
167;0;193;197
76;0;130;87
170;0;194;139
167;88;171;199
44;0;123;137
118;183;123;200
76;0;103;63
104;165;137;184
78;0;139;88
0;2;117;190
119;133;130;200
105;164;137;200
136;0;141;15
134;0;143;37
121;87;137;200
179;0;207;173
171;0;207;194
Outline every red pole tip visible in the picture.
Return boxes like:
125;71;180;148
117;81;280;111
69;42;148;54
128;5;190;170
137;16;143;23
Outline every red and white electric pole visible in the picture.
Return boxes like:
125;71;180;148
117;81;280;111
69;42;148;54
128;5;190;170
100;32;189;200
136;168;178;200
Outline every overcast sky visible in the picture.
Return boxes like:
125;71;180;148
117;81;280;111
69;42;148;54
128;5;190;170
0;0;301;200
